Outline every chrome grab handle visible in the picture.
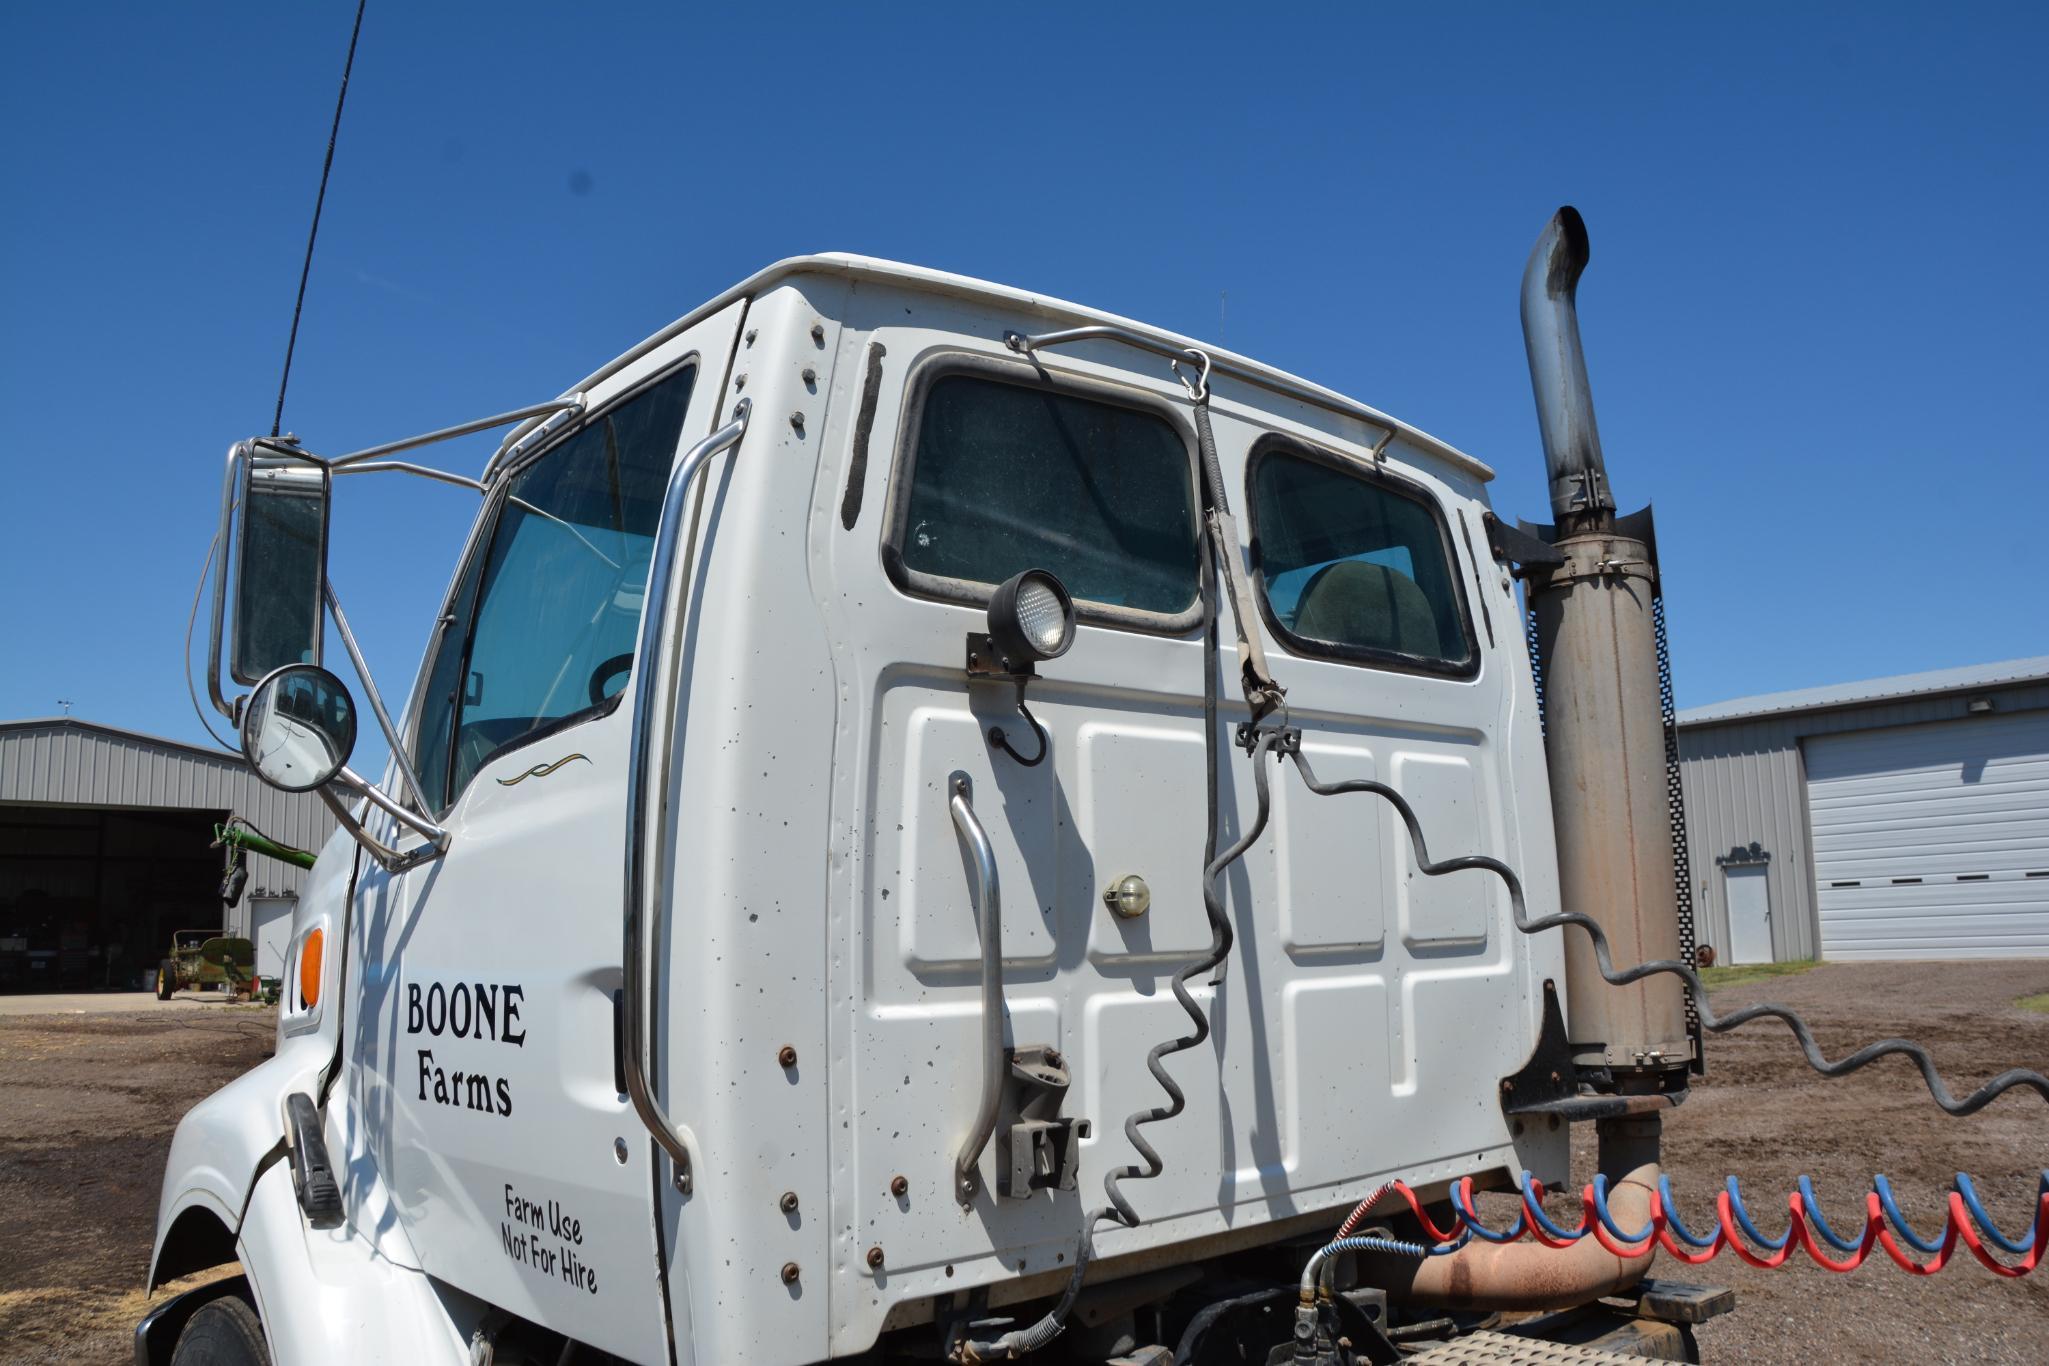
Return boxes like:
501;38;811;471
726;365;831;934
949;772;1006;1204
623;399;752;1194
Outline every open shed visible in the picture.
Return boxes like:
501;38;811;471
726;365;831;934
0;717;336;990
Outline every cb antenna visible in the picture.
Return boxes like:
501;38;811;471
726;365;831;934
272;0;368;438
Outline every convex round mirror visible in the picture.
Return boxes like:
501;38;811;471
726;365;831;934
241;664;357;793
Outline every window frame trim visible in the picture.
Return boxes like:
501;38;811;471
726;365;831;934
879;349;1207;636
401;353;703;818
1245;432;1482;681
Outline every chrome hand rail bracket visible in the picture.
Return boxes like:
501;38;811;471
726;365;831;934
1002;323;1398;441
623;399;753;1195
949;772;1006;1204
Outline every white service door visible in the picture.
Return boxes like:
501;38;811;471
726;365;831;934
1807;709;2049;959
1722;865;1773;964
247;895;295;982
343;301;744;1363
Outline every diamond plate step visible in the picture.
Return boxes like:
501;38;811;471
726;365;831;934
1405;1330;1662;1365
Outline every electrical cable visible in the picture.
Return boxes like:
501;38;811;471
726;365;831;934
952;388;1244;1363
184;532;240;752
1281;743;2049;1116
271;0;368;439
953;733;1265;1362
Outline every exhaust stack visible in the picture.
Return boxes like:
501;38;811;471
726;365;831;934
1520;207;1694;1089
1522;207;1616;529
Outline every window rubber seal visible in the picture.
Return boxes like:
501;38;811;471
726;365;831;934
879;347;1207;638
1243;432;1482;681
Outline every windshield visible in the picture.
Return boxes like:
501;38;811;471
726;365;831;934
410;365;697;812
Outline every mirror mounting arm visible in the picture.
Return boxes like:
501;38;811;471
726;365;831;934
250;397;587;474
335;767;448;850
324;582;435;816
328;461;486;492
315;785;444;874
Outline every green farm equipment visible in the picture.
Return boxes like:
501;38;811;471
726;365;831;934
207;817;318;1003
154;929;258;1000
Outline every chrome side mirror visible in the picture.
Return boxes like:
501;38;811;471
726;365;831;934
242;664;357;793
231;455;330;686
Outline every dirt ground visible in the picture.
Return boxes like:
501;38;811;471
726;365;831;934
1;963;2046;1364
0;1000;274;1364
1530;960;2049;1364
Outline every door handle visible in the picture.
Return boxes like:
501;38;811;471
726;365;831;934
622;399;751;1194
948;772;1006;1204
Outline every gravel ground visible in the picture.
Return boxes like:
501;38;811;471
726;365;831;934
1;963;2044;1364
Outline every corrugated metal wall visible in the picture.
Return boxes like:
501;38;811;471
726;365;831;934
1678;682;2049;962
0;719;337;898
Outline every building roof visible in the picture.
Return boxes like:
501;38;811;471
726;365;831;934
0;717;337;896
1676;656;2049;728
0;715;247;766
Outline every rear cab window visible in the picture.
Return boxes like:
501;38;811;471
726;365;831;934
884;360;1202;630
1249;440;1476;676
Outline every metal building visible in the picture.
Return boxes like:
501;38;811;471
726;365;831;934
1677;657;2049;964
0;717;337;991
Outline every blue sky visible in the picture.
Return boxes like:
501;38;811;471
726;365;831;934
3;3;2045;761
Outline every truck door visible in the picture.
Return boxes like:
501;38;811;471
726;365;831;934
340;301;744;1363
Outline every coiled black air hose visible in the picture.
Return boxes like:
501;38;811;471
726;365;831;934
1283;746;2049;1117
951;732;1277;1362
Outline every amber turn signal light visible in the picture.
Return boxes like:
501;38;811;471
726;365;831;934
299;928;324;1009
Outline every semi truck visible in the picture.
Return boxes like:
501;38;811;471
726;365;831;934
139;210;2042;1366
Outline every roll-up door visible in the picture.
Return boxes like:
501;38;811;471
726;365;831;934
1806;710;2049;959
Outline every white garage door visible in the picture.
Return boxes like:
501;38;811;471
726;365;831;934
1806;710;2049;959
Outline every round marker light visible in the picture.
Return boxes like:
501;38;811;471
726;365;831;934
986;569;1075;669
299;927;324;1010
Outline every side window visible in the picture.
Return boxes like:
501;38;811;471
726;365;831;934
888;370;1201;625
1250;445;1474;673
409;364;697;813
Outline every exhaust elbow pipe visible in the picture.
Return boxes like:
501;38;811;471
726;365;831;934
1522;207;1614;526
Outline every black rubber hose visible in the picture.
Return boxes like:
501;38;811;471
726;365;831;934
1284;748;2049;1117
1192;401;1231;520
956;498;1243;1362
957;736;1276;1361
1103;729;1274;1225
1202;548;1224;984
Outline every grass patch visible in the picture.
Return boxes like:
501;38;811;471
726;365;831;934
1699;960;1820;991
2016;993;2049;1015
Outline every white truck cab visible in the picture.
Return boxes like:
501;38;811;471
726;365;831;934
145;231;1721;1366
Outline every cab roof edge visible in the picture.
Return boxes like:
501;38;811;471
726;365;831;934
489;253;1494;484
